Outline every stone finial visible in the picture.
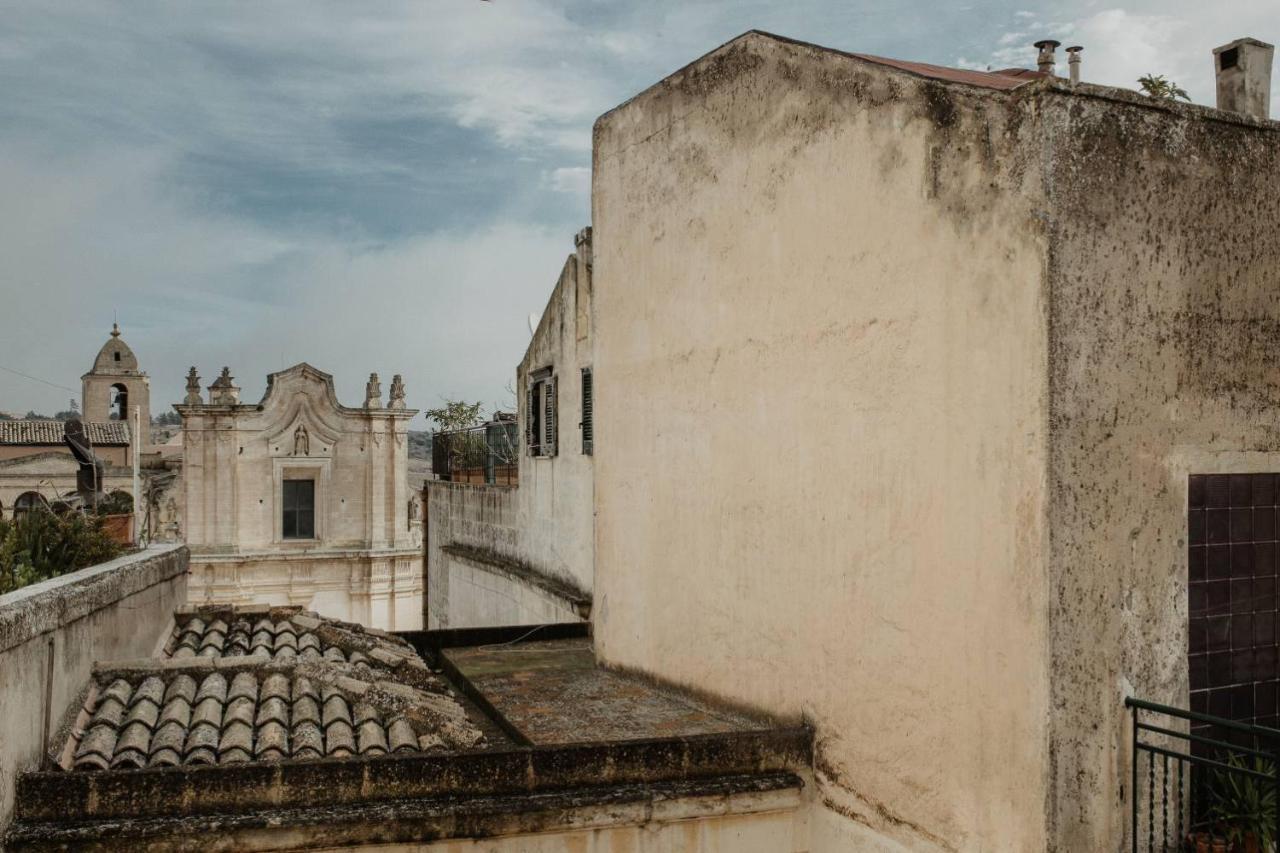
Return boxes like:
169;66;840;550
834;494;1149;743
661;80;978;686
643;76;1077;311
184;367;203;405
388;374;406;410
110;322;121;339
208;367;240;405
364;373;383;409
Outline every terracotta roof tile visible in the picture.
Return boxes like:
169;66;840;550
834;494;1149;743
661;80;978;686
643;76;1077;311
61;605;488;774
0;420;130;446
849;53;1042;91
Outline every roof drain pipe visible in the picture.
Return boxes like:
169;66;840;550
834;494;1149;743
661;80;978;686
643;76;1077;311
1035;39;1061;76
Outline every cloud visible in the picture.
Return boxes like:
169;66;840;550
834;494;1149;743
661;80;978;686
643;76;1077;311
956;2;1280;104
546;166;592;198
6;0;1272;425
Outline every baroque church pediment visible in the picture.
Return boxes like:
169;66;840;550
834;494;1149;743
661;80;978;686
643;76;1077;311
263;396;343;458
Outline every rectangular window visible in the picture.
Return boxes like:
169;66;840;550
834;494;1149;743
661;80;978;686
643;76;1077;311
581;367;593;455
527;369;556;457
282;479;315;539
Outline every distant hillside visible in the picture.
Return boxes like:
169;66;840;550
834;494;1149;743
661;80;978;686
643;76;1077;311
408;430;432;460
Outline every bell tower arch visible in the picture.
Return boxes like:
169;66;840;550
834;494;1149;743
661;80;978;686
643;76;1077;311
82;323;151;445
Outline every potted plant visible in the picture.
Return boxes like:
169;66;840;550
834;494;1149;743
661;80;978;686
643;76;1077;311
1206;753;1277;853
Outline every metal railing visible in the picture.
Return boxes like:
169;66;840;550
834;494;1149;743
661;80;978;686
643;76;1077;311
1127;696;1280;852
431;420;519;485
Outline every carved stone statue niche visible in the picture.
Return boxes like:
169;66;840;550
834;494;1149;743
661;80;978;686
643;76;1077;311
293;424;310;456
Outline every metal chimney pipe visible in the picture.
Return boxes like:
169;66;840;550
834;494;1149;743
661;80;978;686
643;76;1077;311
1066;45;1083;84
1035;39;1061;75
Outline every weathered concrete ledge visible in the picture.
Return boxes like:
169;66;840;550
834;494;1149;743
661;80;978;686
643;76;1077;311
13;727;811;823
0;545;188;654
441;543;591;614
0;545;189;839
7;771;804;851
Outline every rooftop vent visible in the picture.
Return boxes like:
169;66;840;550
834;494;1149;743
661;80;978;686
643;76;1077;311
1066;45;1083;85
1034;39;1061;75
1213;38;1274;120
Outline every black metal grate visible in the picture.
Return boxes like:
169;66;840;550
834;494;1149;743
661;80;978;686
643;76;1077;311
581;367;593;456
1188;473;1280;729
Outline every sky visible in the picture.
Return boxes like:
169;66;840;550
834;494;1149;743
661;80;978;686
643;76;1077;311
1;0;1275;427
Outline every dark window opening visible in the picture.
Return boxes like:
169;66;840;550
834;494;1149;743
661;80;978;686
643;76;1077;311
113;351;121;362
1220;47;1239;70
109;383;128;421
1188;473;1280;731
527;370;556;457
581;367;593;455
283;479;315;539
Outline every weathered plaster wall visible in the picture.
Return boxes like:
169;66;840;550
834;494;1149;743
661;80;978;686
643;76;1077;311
514;232;596;604
426;236;595;630
0;545;187;836
0;444;128;465
1040;84;1280;851
425;482;585;629
320;794;807;853
592;33;1051;852
0;452;133;520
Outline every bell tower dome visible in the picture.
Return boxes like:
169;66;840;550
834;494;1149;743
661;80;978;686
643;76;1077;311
82;323;151;444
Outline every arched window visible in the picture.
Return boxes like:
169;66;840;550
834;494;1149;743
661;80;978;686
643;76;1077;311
14;492;49;519
109;383;129;421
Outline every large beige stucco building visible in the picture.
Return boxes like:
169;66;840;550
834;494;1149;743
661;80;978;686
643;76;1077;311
588;31;1280;853
178;363;423;630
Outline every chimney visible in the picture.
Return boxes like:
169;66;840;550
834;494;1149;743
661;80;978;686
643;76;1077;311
1035;39;1061;76
1213;38;1274;120
1066;45;1083;85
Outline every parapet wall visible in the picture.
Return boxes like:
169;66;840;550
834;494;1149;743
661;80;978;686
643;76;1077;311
0;544;188;835
425;482;586;629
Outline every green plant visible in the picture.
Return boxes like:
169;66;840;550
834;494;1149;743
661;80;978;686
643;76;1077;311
424;399;485;433
1138;73;1190;101
0;510;123;595
1207;753;1277;850
96;490;134;516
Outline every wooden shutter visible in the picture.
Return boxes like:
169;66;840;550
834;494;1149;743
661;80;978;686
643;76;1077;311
581;367;593;455
544;376;557;456
526;383;538;454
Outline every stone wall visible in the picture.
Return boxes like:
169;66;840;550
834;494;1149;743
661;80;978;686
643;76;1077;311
425;481;585;628
0;544;187;835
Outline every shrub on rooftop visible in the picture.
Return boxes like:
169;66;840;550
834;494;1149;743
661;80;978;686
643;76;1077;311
0;508;123;594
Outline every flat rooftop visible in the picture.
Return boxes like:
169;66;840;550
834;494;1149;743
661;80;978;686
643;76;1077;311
7;615;809;850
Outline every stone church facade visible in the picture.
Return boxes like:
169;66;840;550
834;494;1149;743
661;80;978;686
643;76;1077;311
177;363;422;630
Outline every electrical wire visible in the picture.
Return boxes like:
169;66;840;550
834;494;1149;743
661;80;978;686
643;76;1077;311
0;364;79;395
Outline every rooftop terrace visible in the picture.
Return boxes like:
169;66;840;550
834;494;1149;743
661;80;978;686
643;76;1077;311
7;613;810;850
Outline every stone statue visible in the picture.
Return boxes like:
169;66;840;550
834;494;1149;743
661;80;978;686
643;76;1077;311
364;372;383;409
388;374;406;410
408;495;420;525
293;424;310;456
184;367;203;405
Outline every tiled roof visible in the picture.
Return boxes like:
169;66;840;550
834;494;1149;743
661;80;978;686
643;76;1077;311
850;53;1044;91
58;606;487;773
0;420;130;446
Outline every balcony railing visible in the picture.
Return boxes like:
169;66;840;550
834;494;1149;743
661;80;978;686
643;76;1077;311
431;420;519;485
1126;696;1280;852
